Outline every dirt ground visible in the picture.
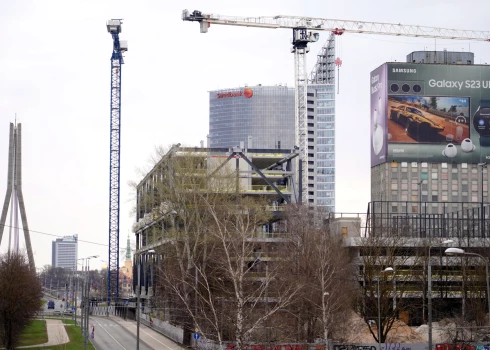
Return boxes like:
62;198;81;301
342;312;445;344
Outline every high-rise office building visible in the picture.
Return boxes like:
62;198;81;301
306;34;336;208
370;51;490;224
52;235;78;270
208;35;337;211
209;84;295;150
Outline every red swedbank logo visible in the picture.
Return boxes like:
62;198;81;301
216;88;253;99
244;88;253;98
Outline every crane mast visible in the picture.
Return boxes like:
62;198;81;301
106;19;128;303
182;9;489;204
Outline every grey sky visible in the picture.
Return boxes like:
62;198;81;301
1;0;489;270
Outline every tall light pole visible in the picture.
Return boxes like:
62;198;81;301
80;259;85;334
377;267;394;350
479;163;487;238
427;239;453;350
445;247;490;326
136;249;155;350
417;180;424;236
83;255;99;350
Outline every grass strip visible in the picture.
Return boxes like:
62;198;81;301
17;320;48;346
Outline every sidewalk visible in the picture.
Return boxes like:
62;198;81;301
18;319;70;348
109;316;185;350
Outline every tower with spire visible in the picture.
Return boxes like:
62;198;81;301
119;234;133;297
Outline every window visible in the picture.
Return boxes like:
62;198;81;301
401;162;408;167
432;173;438;180
341;227;348;238
432;195;438;201
391;162;398;168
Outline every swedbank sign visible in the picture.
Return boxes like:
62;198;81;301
216;88;253;99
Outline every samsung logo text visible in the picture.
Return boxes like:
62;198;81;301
392;68;417;73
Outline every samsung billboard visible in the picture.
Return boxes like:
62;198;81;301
370;63;490;167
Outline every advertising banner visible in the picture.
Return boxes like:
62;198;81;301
370;63;490;165
370;64;388;166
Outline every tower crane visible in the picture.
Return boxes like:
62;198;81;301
106;19;128;303
182;10;490;204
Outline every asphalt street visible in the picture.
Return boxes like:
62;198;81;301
90;316;153;350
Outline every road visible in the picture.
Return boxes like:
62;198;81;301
42;295;76;318
42;294;183;350
89;316;152;350
82;315;184;350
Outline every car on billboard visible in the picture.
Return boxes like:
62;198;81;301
389;105;444;140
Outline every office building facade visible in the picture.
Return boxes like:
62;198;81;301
51;235;78;270
370;53;490;220
209;85;295;150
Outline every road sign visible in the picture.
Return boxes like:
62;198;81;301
193;333;200;340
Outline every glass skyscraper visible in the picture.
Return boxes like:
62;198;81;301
209;85;295;150
307;85;335;208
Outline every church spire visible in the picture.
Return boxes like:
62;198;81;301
126;233;131;260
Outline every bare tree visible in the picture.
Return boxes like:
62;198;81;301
202;196;303;349
0;252;43;349
284;204;355;343
358;230;423;344
140;147;237;345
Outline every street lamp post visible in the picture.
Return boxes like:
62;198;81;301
377;267;394;350
479;163;487;238
80;259;85;335
427;240;453;350
136;249;155;350
82;255;98;350
445;247;490;326
417;180;424;236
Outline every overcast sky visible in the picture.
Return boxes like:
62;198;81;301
1;0;489;271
